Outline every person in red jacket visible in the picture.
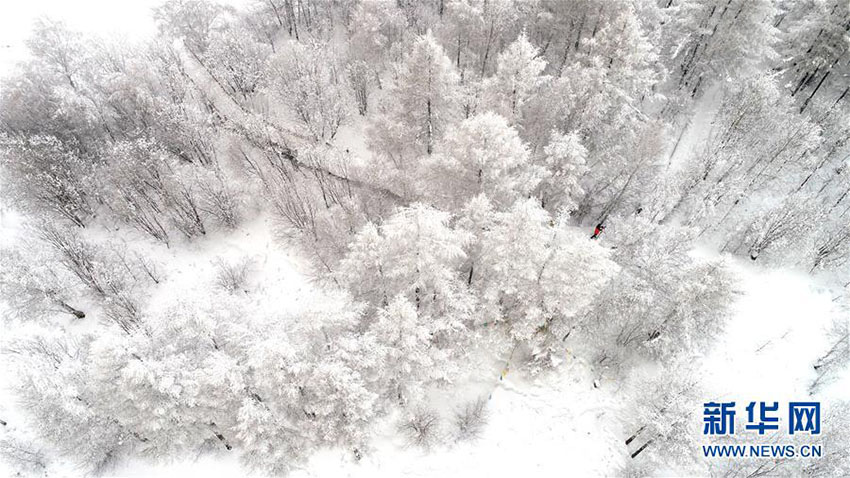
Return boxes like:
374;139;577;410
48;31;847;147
591;222;605;239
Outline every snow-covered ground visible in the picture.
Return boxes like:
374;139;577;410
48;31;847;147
701;258;847;403
2;89;845;478
0;52;845;476
284;256;845;478
3;223;839;478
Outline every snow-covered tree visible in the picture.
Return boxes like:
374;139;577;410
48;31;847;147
537;130;588;213
6;331;132;473
579;216;734;368
153;0;226;56
336;204;474;327
475;198;617;366
1;2;847;476
0;246;87;321
238;300;380;473
101;139;209;243
623;365;703;471
88;298;247;457
368;295;439;404
266;40;353;143
335;204;475;393
369;31;459;171
779;0;850;113
0;134;94;227
203;23;271;103
485;32;548;123
424;112;545;209
667;74;822;242
348;0;407;73
740;198;818;262
663;0;780;98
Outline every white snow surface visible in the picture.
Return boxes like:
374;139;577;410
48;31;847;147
2;210;843;478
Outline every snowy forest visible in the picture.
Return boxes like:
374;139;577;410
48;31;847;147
0;0;848;476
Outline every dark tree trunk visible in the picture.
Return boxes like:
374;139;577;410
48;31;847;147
631;439;653;458
59;301;86;319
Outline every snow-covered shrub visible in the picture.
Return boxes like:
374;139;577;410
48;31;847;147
399;407;441;449
197;170;243;230
133;250;164;284
213;257;252;294
38;224;142;332
740;199;816;262
0;435;49;476
453;397;488;442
